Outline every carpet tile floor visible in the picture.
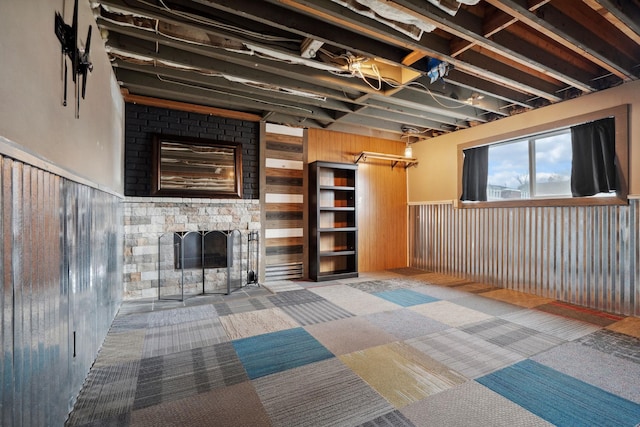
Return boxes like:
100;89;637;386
66;271;640;427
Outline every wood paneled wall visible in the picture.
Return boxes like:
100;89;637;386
261;123;306;280
307;128;408;272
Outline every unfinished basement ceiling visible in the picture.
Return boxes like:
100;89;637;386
94;0;640;140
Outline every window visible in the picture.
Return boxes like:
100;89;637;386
458;105;629;208
486;129;572;201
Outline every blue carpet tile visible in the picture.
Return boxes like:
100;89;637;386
373;289;440;307
232;327;334;379
477;359;640;427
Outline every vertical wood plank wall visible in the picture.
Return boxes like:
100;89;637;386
307;128;408;273
261;123;305;280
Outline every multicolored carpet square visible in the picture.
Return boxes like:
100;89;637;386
67;273;640;427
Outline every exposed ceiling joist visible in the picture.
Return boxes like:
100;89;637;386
95;0;639;139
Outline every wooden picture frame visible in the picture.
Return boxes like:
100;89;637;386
151;134;243;198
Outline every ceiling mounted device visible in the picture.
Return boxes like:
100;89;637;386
55;0;93;118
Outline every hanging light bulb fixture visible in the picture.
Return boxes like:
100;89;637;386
404;142;413;158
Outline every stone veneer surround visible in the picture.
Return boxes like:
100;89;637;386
124;197;261;299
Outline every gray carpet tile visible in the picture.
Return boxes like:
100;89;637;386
452;294;525;316
365;308;449;340
253;358;394;427
134;342;247;410
532;341;640;404
410;284;470;300
357;410;416;426
407;329;524;379
348;279;417;293
213;295;276;316
109;312;150;332
67;274;640;427
401;381;554;427
142;318;229;358
278;300;354;326
66;361;140;426
460;318;566;357
576;329;640;364
146;304;218;327
268;289;329;307
500;308;601;341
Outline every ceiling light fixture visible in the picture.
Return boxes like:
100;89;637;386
404;143;413;158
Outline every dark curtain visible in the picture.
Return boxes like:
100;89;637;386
570;117;616;197
460;145;489;201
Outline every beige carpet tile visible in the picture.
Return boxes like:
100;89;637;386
219;307;299;340
409;300;493;327
253;358;393;427
482;289;555;308
339;342;467;408
401;381;554;427
607;316;640;339
130;381;271;427
417;273;474;287
309;284;400;315
92;329;146;367
501;309;601;341
305;316;398;355
452;282;501;294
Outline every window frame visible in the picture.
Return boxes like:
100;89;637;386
457;105;629;208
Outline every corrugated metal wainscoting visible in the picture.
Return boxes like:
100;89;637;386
409;200;639;316
1;155;123;426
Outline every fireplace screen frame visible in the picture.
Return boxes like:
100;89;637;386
158;230;243;300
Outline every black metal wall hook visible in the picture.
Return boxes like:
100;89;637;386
55;0;92;118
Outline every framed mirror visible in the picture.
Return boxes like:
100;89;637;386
152;134;243;198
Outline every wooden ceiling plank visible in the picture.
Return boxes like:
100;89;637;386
450;0;550;57
389;0;594;92
553;0;640;62
484;0;635;81
505;22;602;76
584;0;640;46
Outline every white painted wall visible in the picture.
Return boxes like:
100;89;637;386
0;0;124;193
407;80;640;202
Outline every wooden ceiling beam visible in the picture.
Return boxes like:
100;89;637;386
264;0;559;102
553;0;640;62
484;0;636;81
120;91;262;122
450;0;550;57
583;0;640;46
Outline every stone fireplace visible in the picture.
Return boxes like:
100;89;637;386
123;197;261;299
